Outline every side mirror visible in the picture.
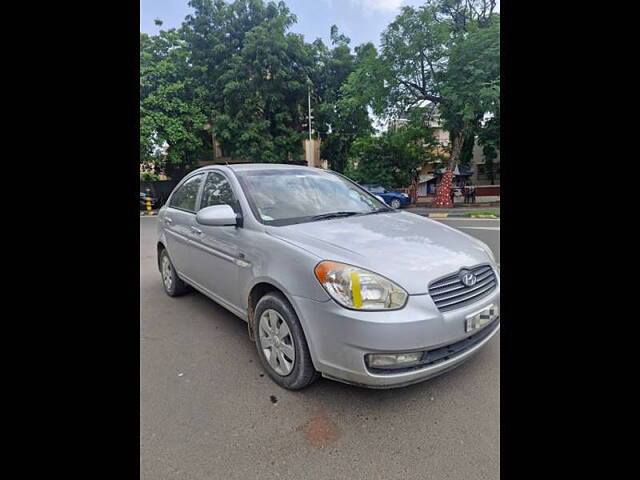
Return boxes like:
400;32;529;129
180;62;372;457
196;205;237;226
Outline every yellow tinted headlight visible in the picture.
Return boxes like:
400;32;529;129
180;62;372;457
314;261;408;310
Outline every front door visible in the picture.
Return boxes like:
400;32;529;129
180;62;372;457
188;171;244;311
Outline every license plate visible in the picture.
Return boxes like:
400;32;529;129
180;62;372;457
465;304;499;333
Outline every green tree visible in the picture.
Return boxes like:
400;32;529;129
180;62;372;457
182;0;312;163
346;123;436;188
140;28;209;178
439;12;499;170
309;28;373;173
352;0;499;172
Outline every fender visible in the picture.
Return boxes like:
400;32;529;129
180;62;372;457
244;275;330;343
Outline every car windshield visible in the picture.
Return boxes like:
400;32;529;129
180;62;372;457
235;168;393;226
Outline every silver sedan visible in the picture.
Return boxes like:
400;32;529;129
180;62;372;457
157;164;500;389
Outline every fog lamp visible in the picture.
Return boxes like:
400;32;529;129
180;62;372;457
367;352;423;368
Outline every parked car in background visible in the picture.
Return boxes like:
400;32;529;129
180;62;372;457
156;164;500;390
360;184;410;209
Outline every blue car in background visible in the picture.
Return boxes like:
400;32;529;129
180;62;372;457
360;184;411;209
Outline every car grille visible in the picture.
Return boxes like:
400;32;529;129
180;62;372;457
429;264;497;312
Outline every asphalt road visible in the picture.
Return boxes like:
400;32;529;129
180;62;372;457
140;216;500;480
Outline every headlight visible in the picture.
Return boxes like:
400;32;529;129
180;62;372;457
314;261;408;310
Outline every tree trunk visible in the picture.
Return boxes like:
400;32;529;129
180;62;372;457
409;170;418;205
448;127;466;170
433;127;466;208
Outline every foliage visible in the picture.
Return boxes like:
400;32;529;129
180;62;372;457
139;0;499;191
439;14;500;146
345;123;436;188
140;171;160;182
350;1;500;170
182;0;313;163
310;29;374;173
140;28;209;178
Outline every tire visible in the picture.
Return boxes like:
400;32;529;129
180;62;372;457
390;198;401;209
254;292;319;390
159;248;190;297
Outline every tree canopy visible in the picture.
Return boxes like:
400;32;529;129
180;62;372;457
140;28;209;178
349;0;500;170
140;0;499;187
345;122;438;188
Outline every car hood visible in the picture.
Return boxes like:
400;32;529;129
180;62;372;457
266;211;494;295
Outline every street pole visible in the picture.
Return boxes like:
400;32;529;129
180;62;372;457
308;86;312;141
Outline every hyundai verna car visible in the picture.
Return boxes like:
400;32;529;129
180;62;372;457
157;164;500;390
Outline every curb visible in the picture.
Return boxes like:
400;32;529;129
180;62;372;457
140;212;158;217
470;214;498;219
428;213;449;218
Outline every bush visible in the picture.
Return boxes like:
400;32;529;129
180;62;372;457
140;171;160;182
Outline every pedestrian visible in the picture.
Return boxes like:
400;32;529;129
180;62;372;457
470;184;477;204
464;184;470;204
450;187;455;205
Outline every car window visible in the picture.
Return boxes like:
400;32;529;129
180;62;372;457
368;185;385;194
169;174;204;212
200;172;238;212
235;169;391;226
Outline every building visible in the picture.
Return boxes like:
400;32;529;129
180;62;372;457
470;141;500;185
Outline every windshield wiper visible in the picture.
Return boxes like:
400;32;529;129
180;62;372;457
362;207;396;215
309;211;362;222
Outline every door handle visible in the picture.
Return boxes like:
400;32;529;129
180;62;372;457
165;217;173;225
190;226;203;235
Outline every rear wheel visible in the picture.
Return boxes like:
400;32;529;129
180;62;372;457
390;198;401;209
159;249;190;297
254;292;318;390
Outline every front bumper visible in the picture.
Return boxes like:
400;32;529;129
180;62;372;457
291;285;500;388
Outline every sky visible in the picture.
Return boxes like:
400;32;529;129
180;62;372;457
140;0;500;48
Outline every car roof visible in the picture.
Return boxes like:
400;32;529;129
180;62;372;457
227;163;321;172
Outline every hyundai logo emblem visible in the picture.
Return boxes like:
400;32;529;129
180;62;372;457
460;270;477;287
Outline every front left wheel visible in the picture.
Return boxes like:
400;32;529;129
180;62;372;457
254;292;319;390
390;198;401;209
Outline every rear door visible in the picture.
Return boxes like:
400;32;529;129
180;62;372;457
162;173;205;276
